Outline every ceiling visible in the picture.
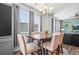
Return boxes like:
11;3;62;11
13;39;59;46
26;3;79;14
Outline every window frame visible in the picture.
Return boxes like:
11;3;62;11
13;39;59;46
19;7;30;34
34;13;41;32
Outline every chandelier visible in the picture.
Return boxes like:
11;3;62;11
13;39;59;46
38;4;54;16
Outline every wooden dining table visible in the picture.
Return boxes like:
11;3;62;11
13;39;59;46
26;33;52;55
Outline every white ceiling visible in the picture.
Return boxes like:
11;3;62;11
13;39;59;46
26;3;79;19
26;3;79;14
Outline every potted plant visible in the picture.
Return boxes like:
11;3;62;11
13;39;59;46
45;30;48;36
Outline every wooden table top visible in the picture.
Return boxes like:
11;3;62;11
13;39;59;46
27;33;52;40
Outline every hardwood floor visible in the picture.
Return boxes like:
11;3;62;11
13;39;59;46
62;44;79;55
14;44;79;55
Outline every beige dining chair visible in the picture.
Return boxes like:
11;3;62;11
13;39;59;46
53;32;64;53
58;32;64;53
31;32;35;36
31;32;39;45
40;32;46;38
43;33;60;55
17;34;40;55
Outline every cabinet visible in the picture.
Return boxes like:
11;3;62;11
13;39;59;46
63;34;71;44
63;34;79;47
60;18;79;33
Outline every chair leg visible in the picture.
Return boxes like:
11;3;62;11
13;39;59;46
48;51;52;55
47;48;60;55
20;52;22;55
43;48;48;55
19;50;22;55
61;44;63;53
56;48;59;55
60;44;63;53
37;49;41;55
48;51;53;55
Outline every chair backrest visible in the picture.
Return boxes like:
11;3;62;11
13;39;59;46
59;33;64;45
53;32;64;45
31;32;46;38
54;32;61;35
50;33;60;50
31;32;35;36
40;32;46;38
22;35;29;43
17;34;27;55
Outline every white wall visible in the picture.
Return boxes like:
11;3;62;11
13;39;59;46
42;14;52;33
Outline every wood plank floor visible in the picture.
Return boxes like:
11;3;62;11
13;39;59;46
62;44;79;55
14;44;79;55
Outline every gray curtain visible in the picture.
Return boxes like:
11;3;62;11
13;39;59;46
40;15;42;32
29;11;34;35
14;4;20;46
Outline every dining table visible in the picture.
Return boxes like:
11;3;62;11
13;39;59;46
26;33;52;55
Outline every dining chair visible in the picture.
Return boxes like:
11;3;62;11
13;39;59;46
31;32;39;45
58;32;64;53
43;33;60;55
53;32;64;53
31;32;35;36
17;34;40;55
40;32;46;38
22;34;29;43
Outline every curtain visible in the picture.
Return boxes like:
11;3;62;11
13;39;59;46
14;4;20;46
29;11;34;35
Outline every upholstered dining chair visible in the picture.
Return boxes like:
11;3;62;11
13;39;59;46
40;32;46;38
31;32;39;45
53;32;64;53
58;32;64;53
31;32;35;36
17;34;40;55
43;33;61;55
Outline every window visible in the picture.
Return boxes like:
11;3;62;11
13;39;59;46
34;14;41;32
19;9;29;34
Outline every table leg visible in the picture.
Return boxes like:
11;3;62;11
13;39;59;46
40;40;43;55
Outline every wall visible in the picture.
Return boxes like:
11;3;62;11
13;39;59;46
42;14;52;33
42;15;61;33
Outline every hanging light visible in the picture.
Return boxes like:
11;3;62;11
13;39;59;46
37;3;54;16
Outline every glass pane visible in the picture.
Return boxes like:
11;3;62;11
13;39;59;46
34;14;40;32
19;9;29;35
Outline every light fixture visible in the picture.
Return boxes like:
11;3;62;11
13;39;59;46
38;3;54;16
74;13;79;18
